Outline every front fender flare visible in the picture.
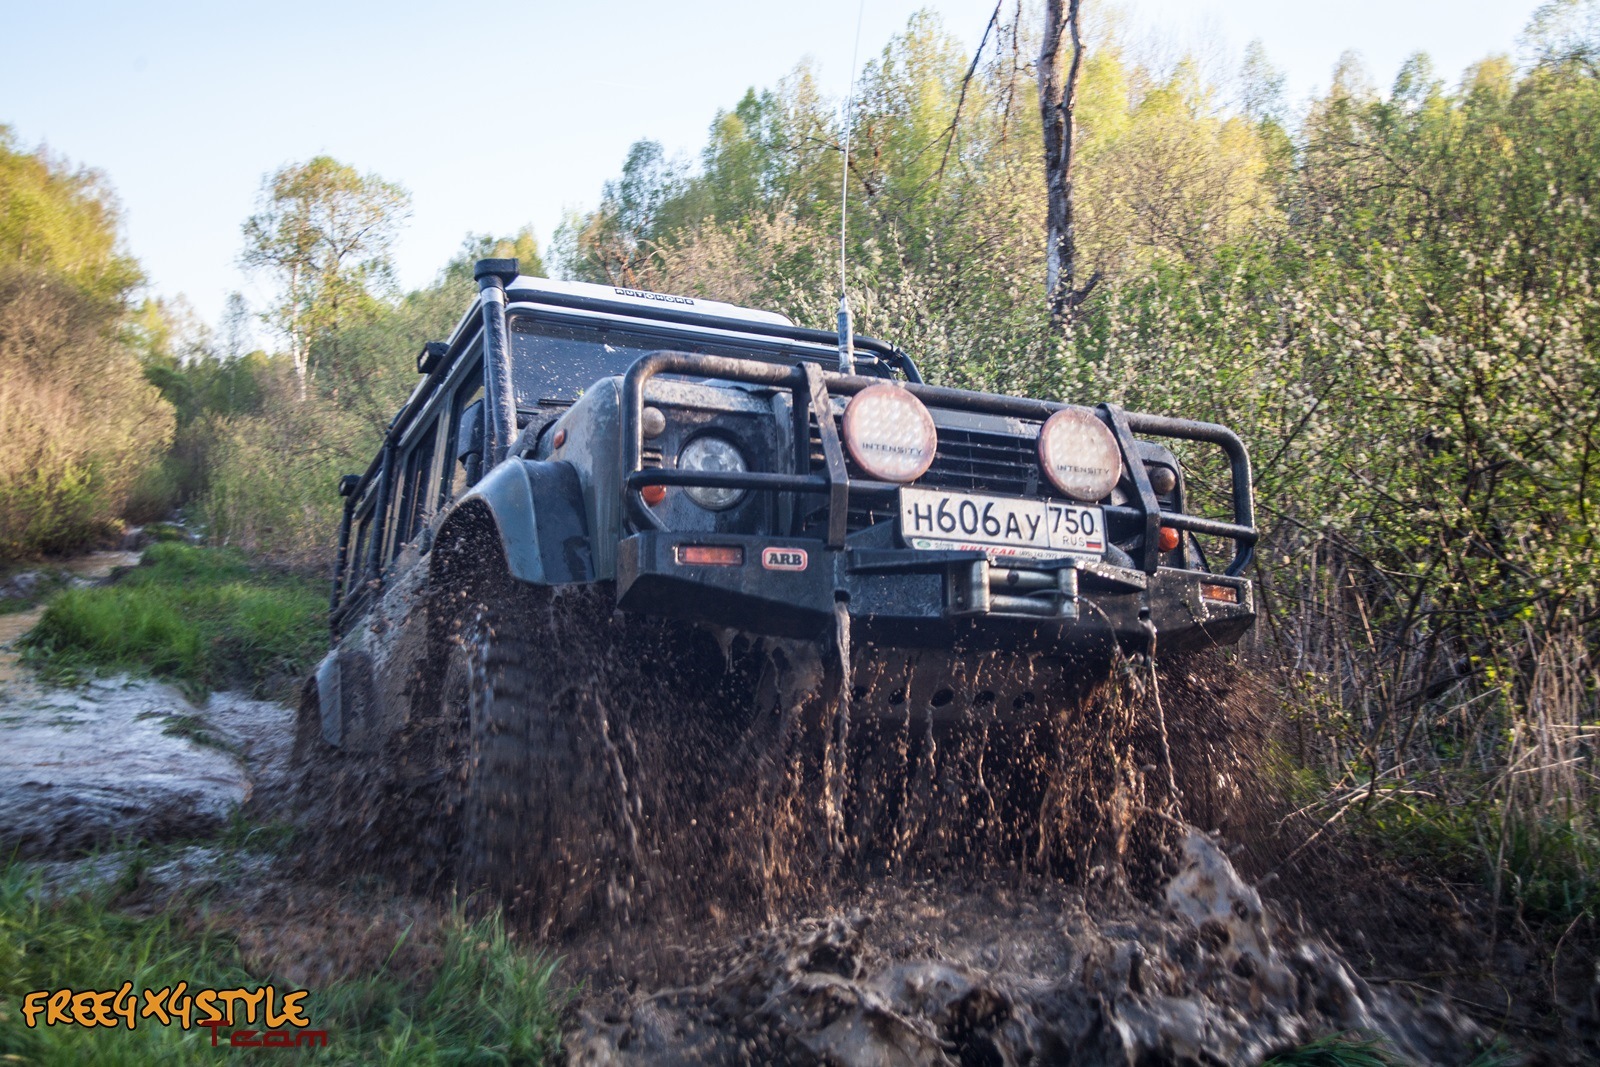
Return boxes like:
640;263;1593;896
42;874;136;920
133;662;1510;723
439;459;595;586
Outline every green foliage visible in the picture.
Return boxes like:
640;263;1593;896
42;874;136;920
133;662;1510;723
0;854;565;1064
455;227;546;280
0;126;141;299
200;261;474;563
19;543;325;700
1358;795;1600;924
350;908;569;1062
0;135;175;560
1262;1032;1516;1067
203;168;512;562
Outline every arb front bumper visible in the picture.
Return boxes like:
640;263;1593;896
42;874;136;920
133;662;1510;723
613;353;1257;656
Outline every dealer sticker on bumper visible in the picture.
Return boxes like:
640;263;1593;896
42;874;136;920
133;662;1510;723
899;486;1104;560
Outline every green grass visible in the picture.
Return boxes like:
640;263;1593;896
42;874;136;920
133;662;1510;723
1263;1033;1514;1067
140;523;193;545
1263;1034;1397;1066
17;543;325;701
1354;795;1600;924
0;852;566;1064
150;712;239;756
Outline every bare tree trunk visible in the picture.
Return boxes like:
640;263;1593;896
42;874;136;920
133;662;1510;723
1039;0;1100;330
289;261;308;402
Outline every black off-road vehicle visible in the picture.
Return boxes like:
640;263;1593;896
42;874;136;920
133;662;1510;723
306;259;1256;925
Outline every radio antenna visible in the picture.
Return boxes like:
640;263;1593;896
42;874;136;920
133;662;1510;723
837;0;866;375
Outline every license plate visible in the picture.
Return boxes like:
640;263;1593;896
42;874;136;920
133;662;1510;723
899;487;1105;560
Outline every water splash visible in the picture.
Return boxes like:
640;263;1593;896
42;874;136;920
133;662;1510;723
821;599;853;863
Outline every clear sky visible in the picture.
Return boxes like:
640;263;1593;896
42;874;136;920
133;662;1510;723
1;1;1547;336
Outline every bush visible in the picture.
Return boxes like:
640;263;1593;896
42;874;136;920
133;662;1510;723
0;130;176;560
1359;796;1600;925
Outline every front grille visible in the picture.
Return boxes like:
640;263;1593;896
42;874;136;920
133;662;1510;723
805;417;1054;533
810;419;1045;496
922;426;1044;496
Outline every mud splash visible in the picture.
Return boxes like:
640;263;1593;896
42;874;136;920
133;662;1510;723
286;564;1499;1061
571;831;1488;1066
553;647;1490;1063
293;571;1265;935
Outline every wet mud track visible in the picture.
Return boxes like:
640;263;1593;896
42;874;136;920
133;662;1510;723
567;831;1488;1066
284;569;1505;1064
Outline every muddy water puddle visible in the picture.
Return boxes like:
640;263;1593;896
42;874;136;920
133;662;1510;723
0;545;296;858
0;608;41;683
0;678;294;857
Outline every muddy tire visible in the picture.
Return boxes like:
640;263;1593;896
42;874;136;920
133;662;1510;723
440;577;642;933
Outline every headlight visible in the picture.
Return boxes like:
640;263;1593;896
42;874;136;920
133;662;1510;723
841;384;937;483
678;434;748;510
1037;408;1122;501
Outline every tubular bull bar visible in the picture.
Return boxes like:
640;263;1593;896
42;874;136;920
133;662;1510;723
620;351;1257;580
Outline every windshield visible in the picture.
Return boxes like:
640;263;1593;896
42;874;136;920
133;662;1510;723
507;314;892;407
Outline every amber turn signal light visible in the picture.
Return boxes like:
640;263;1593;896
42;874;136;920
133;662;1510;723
641;485;667;506
1201;583;1239;604
675;544;744;566
1157;526;1180;553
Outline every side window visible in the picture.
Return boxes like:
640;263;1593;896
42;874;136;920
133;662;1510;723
442;364;485;505
364;343;485;574
346;513;372;599
390;417;441;561
341;481;379;604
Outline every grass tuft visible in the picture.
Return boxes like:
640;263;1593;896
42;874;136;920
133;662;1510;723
1263;1033;1397;1066
18;542;325;701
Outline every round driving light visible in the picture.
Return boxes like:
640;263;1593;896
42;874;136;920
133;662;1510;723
678;435;748;510
842;384;937;483
1147;464;1177;495
1038;409;1122;501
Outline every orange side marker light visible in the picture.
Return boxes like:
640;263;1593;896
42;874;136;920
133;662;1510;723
676;545;744;566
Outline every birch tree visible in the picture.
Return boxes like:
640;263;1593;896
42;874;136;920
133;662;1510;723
241;157;409;400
